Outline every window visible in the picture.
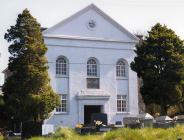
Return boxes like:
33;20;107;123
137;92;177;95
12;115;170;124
87;58;100;89
117;95;127;112
56;94;67;113
88;20;95;28
56;57;68;76
116;60;126;78
87;59;98;77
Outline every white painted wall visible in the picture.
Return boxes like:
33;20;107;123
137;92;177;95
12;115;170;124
44;39;138;128
43;4;139;129
44;9;133;41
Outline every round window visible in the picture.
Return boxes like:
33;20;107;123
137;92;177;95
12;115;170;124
87;20;96;30
88;20;95;28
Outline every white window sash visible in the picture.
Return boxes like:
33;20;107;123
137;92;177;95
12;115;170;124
56;58;68;76
56;94;67;113
116;61;126;78
117;95;127;113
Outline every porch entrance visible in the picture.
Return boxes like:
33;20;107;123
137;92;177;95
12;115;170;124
84;105;102;125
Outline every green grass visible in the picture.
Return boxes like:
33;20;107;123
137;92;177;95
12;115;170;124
29;125;184;140
0;136;4;140
0;135;21;140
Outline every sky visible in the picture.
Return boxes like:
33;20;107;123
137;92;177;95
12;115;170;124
0;0;184;86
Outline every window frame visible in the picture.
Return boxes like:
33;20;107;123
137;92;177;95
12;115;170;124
87;58;99;77
56;57;69;77
86;58;100;89
56;94;68;114
116;59;127;79
117;95;128;113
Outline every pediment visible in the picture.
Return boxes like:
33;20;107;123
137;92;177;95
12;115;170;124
43;4;139;42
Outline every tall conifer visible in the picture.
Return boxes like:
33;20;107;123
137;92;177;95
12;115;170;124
3;9;60;122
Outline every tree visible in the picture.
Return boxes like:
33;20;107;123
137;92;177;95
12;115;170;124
3;9;60;123
131;23;184;115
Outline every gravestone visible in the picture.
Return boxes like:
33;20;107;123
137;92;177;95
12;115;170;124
174;115;184;125
138;113;154;127
154;116;174;128
91;113;107;125
123;117;141;128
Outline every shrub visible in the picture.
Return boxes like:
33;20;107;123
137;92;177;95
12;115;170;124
22;121;42;138
0;135;4;140
53;127;75;139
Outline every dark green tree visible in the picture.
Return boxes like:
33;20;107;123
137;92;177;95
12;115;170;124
131;23;184;115
3;9;60;122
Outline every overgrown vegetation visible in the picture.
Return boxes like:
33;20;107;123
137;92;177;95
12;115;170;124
29;126;184;140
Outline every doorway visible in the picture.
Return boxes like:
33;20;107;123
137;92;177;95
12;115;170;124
84;105;102;125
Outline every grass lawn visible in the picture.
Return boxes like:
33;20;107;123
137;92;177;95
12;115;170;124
28;125;184;140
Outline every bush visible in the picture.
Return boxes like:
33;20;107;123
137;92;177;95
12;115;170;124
0;135;4;140
22;121;42;138
53;127;75;139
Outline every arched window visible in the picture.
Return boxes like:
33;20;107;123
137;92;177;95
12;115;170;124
87;58;99;89
116;59;127;78
87;58;98;77
56;57;68;76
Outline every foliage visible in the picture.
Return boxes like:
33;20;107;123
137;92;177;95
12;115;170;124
29;126;184;140
0;135;4;140
75;124;84;129
0;96;4;121
167;105;180;117
22;121;42;138
131;23;184;115
146;104;180;117
53;128;74;139
3;9;60;123
94;120;103;126
146;103;161;117
0;96;4;107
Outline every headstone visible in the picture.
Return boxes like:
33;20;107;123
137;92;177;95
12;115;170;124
138;113;154;120
123;117;141;128
174;115;184;121
115;121;122;125
42;124;54;135
91;113;107;125
138;113;154;127
123;117;140;125
114;121;123;128
155;116;173;122
154;116;174;128
174;115;184;125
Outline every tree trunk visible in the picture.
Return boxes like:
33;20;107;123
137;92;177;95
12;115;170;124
160;104;167;116
177;103;184;114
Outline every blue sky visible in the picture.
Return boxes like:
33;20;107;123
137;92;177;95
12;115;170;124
0;0;184;85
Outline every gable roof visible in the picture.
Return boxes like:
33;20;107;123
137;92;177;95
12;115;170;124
43;4;139;42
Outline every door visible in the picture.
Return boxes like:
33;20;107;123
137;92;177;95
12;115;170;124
84;105;101;125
